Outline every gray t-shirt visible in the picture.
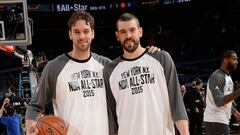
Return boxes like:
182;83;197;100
204;69;234;124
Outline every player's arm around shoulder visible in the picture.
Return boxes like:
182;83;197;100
146;46;161;53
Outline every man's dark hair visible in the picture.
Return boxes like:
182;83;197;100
220;50;236;63
67;11;94;31
195;78;203;86
116;12;140;30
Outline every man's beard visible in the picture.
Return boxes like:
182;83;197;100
76;42;91;52
226;62;236;72
121;39;139;53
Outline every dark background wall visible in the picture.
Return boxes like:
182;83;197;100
1;0;240;91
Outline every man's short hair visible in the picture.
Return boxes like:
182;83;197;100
195;78;203;86
220;50;236;63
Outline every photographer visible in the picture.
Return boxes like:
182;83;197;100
0;98;21;135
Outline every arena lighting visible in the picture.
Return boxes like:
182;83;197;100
0;0;32;46
142;0;159;5
127;2;132;8
115;3;119;8
120;2;126;8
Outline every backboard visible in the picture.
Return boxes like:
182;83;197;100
0;0;32;46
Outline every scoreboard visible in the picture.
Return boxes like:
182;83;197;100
27;0;191;12
29;2;135;12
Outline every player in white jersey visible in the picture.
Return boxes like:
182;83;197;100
204;50;240;135
25;11;112;135
104;12;189;135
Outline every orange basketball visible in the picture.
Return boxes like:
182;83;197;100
36;115;67;135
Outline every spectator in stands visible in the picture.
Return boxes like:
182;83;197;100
184;78;205;135
6;83;27;115
0;98;21;135
5;83;26;135
180;84;187;97
191;80;196;88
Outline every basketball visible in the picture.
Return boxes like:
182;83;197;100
36;115;67;135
